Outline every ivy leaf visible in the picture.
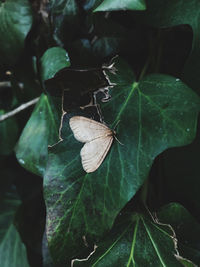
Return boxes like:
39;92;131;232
94;0;146;12
158;203;200;265
0;191;29;267
160;133;200;222
0;0;33;65
135;0;200;91
44;59;200;264
0;110;18;155
15;94;61;176
49;0;80;45
40;47;71;82
73;211;183;267
73;204;198;267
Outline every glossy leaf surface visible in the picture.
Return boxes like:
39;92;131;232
40;47;70;81
44;59;200;264
94;0;146;12
0;0;33;65
73;211;182;267
73;204;198;266
15;94;61;176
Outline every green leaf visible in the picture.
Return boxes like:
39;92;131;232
0;110;18;155
158;203;200;265
44;59;200;263
94;0;146;12
40;47;71;81
73;212;182;267
0;191;29;267
49;0;80;45
0;0;33;65
160;134;200;223
15;94;61;176
13;55;42;101
135;0;200;91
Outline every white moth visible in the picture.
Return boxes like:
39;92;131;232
69;116;115;173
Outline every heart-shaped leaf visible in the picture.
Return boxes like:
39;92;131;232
15;94;61;176
72;212;181;267
73;204;199;266
44;59;200;264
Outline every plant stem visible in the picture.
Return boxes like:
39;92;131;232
140;178;149;204
0;97;39;122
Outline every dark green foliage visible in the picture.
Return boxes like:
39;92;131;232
0;0;200;266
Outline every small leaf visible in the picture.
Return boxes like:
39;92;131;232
15;94;61;176
44;59;200;263
94;0;146;12
0;0;33;65
40;47;71;81
0;191;29;267
0;110;18;155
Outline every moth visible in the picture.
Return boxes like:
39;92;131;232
69;116;115;173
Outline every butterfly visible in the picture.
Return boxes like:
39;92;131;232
69;116;115;173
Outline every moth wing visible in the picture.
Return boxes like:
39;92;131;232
80;135;113;173
69;116;112;143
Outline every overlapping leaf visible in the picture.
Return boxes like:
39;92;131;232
15;94;61;176
0;0;33;65
40;47;71;81
73;203;198;266
135;0;200;91
73;212;181;266
94;0;146;12
0;191;29;267
15;47;69;176
44;59;200;264
160;133;200;220
158;203;200;265
49;0;80;45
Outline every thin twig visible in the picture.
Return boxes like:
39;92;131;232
0;97;40;122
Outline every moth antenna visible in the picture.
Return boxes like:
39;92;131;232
113;120;123;145
114;135;124;145
113;120;120;130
